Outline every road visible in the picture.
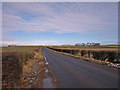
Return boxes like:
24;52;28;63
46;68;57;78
42;47;118;88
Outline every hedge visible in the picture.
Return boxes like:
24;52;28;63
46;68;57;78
47;47;120;63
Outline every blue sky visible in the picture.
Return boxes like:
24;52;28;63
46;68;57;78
2;2;118;45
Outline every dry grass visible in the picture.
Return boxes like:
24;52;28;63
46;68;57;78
21;47;45;88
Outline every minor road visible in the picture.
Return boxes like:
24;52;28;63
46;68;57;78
41;47;118;88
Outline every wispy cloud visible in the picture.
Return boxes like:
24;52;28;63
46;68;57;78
3;2;117;33
2;2;118;45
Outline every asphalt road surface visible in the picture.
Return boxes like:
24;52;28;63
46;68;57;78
42;47;118;88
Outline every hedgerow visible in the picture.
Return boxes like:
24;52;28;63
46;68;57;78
47;47;120;62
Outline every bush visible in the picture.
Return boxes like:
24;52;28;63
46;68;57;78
81;50;87;56
107;52;117;62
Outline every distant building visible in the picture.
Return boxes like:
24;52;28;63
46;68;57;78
81;43;85;46
75;42;100;47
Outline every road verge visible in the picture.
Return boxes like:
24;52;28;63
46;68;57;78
21;47;45;88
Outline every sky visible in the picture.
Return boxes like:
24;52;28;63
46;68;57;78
2;2;118;46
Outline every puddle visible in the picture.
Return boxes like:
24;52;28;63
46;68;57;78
43;78;55;88
43;55;57;88
45;69;48;73
44;55;48;65
45;62;48;65
44;56;47;62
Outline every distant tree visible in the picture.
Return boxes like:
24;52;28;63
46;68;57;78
8;45;11;47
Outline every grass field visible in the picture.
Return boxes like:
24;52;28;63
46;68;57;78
48;45;119;52
2;46;39;52
51;45;119;49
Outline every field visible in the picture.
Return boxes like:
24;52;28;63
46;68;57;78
2;46;39;52
2;46;40;88
51;45;119;49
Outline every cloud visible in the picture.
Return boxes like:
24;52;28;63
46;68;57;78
2;40;60;45
2;2;117;34
2;2;118;45
3;2;54;16
2;14;25;32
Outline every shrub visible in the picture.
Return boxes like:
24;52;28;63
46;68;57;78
107;52;117;62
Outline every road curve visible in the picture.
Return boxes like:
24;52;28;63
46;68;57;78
41;47;118;88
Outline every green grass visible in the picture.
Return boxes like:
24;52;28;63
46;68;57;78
51;45;119;49
2;46;39;52
101;45;119;48
52;45;99;49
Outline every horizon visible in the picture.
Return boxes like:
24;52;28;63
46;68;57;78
1;43;119;47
